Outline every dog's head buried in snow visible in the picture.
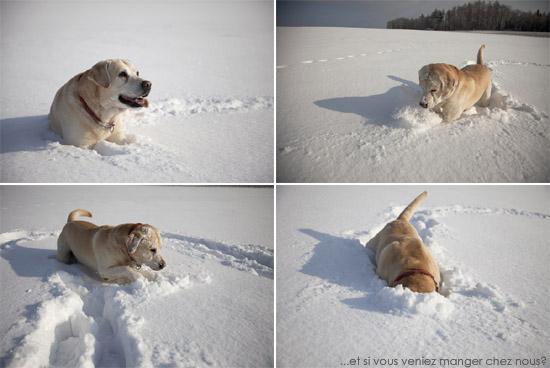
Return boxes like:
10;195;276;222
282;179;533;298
366;192;440;293
418;45;492;122
57;209;166;284
49;59;152;148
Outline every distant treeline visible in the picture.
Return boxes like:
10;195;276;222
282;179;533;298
387;0;549;32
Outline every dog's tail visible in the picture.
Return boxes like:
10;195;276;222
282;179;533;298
477;44;485;65
397;192;427;222
67;209;92;223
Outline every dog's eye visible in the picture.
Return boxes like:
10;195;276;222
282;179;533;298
430;89;437;93
118;71;128;79
136;71;140;77
151;249;157;254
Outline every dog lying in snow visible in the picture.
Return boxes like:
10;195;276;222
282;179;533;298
57;209;166;284
49;59;151;148
367;192;440;293
418;45;491;122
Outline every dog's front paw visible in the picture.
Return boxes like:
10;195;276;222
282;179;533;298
139;269;159;281
105;131;136;145
102;276;136;284
120;134;137;144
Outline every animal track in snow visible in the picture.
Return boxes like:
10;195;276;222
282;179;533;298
132;96;273;125
277;46;415;69
163;232;274;278
488;59;550;68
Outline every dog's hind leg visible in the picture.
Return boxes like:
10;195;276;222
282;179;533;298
57;235;76;264
477;83;492;107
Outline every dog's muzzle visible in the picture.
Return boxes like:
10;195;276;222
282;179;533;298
158;259;166;270
419;101;428;108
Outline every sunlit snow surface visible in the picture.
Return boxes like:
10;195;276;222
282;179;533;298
277;186;550;367
277;27;549;182
0;1;273;182
0;186;274;367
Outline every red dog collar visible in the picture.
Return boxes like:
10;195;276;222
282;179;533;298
78;95;115;132
392;268;439;292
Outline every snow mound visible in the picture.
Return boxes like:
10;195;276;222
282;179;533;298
483;82;547;121
9;273;97;368
373;284;454;318
392;105;442;130
391;82;546;131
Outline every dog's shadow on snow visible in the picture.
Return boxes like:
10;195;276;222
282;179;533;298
300;228;403;314
314;75;421;126
0;238;81;280
0;115;61;154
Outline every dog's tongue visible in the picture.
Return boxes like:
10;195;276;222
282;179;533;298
121;94;148;108
134;97;148;108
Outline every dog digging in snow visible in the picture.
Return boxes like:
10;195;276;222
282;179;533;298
49;59;151;148
57;209;166;284
418;45;491;122
367;192;440;293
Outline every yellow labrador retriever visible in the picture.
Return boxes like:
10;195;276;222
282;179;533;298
49;59;152;148
57;209;166;284
418;45;491;122
367;191;440;293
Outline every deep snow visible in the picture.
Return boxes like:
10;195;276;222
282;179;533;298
0;186;274;367
0;1;273;183
276;28;550;182
277;186;550;367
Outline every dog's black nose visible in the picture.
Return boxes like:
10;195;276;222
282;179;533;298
142;80;152;91
419;101;428;108
159;260;166;269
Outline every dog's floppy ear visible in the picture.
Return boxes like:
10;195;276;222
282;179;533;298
126;224;152;254
88;60;112;88
418;65;429;81
442;65;459;97
126;232;143;254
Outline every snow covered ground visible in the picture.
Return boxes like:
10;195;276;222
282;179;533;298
0;1;273;183
277;186;550;367
277;28;550;182
0;186;273;367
